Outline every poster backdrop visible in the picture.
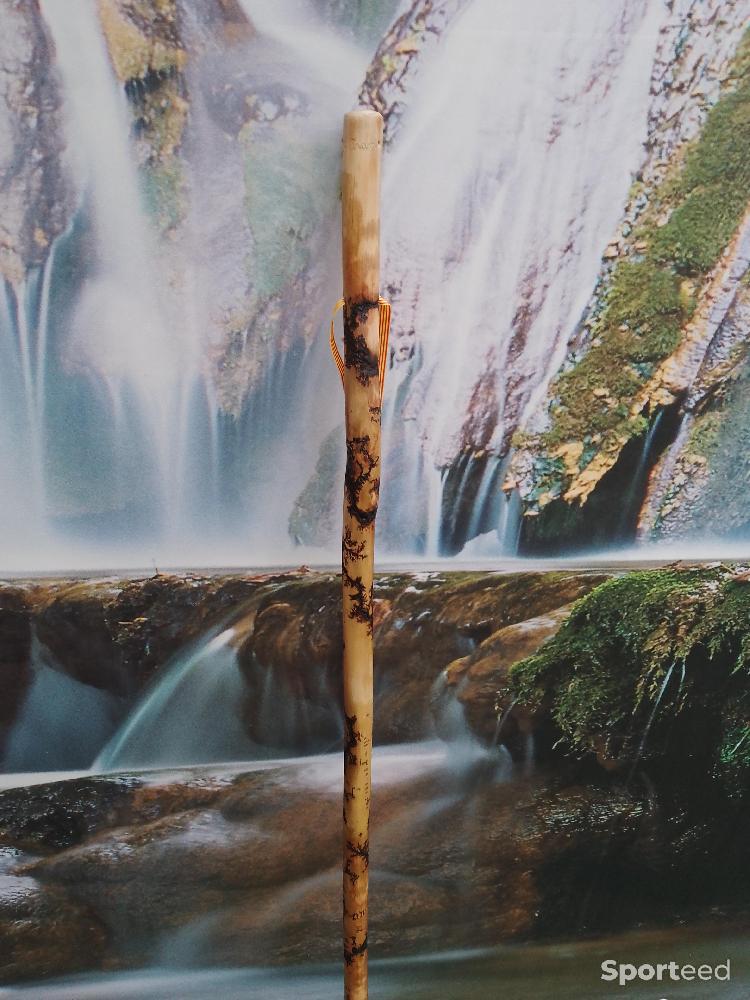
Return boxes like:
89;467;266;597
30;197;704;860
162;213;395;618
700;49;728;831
2;0;749;569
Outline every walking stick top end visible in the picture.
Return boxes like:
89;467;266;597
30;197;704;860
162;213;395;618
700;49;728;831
343;108;384;149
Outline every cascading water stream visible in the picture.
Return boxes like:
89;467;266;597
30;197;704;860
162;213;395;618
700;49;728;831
0;246;63;550
39;0;205;545
379;0;666;554
95;625;256;771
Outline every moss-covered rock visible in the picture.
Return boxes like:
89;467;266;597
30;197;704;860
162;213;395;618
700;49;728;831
439;605;570;748
510;566;750;793
235;570;609;748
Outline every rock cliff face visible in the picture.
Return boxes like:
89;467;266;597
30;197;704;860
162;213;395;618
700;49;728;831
508;5;750;551
0;0;72;285
359;0;469;143
98;0;190;236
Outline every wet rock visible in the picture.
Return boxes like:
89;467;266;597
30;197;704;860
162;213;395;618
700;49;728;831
237;576;342;752
0;589;32;756
439;605;571;747
374;572;606;714
202;866;455;966
236;571;608;749
1;569;609;764
0;0;73;283
8;760;715;975
2;737;748;982
288;426;344;549
0;871;108;983
641;285;750;541
0;772;226;852
98;0;186;84
24;572;288;696
359;0;469;144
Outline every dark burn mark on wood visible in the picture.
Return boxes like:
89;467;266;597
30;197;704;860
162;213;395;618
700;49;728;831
349;839;369;866
345;435;379;527
344;857;358;886
343;566;373;634
344;298;380;386
343;527;366;561
344;840;368;886
345;712;360;765
344;934;368;965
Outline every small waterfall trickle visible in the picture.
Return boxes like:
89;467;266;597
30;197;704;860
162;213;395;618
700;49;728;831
95;626;256;771
637;412;693;542
618;409;666;538
628;661;677;782
0;231;66;549
424;452;521;558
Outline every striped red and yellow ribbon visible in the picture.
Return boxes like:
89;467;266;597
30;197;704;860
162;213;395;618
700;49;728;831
329;298;391;400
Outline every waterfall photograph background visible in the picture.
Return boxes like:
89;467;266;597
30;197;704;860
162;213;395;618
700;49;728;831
2;1;750;998
3;0;750;572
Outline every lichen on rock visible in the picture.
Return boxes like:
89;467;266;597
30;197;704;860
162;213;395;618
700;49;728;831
0;0;73;284
97;0;186;82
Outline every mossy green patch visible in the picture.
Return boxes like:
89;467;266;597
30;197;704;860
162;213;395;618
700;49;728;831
545;261;687;450
650;67;750;274
685;409;722;460
510;567;750;792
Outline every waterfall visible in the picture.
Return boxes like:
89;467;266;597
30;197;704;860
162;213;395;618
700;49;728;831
378;0;665;553
95;626;256;771
0;0;704;568
637;413;692;542
39;0;206;548
0;0;376;571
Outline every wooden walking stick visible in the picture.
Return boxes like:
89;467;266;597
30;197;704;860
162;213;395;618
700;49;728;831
329;108;390;1000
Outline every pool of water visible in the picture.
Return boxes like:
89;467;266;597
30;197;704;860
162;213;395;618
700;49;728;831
3;926;747;999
